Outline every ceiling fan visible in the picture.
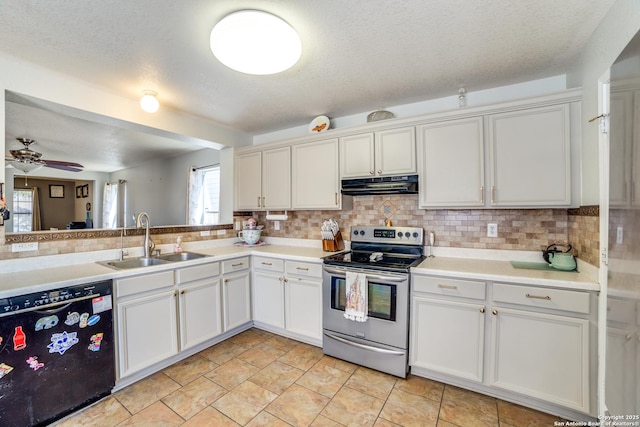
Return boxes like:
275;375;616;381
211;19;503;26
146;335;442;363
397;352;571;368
6;138;84;173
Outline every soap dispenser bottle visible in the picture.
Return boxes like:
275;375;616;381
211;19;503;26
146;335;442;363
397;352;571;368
174;237;183;253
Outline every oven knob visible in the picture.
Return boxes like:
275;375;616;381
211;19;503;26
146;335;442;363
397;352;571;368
353;230;359;236
359;230;365;236
413;232;419;238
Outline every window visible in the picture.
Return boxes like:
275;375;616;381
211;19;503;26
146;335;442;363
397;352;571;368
13;189;34;232
188;165;220;225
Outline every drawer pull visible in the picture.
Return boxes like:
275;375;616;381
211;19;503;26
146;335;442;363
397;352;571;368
296;267;309;271
438;284;458;290
261;262;273;266
232;262;244;267
526;293;551;301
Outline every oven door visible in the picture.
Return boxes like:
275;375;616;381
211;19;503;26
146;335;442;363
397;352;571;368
322;265;409;349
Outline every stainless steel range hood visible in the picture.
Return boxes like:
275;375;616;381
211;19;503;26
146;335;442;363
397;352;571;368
341;175;418;195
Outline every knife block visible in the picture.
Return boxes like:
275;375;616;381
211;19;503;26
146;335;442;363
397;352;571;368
322;231;345;252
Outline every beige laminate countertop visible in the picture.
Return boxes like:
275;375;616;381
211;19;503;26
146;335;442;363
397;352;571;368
0;243;333;298
413;256;599;291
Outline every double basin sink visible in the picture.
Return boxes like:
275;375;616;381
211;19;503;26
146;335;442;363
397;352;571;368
99;251;209;270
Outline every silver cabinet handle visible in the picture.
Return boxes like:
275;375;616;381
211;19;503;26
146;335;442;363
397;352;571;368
335;192;339;205
526;293;551;301
296;267;309;271
377;169;382;175
261;262;273;266
492;309;498;315
480;186;484;204
491;186;496;204
480;307;485;313
438;284;457;290
369;170;374;175
257;196;261;207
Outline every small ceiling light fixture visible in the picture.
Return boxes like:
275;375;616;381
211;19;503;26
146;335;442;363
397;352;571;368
140;90;160;113
210;10;302;75
458;87;467;108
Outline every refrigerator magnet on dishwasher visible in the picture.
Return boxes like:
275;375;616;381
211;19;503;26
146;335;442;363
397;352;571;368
0;280;115;427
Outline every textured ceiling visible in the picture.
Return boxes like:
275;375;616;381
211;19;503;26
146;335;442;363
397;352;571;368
1;0;616;171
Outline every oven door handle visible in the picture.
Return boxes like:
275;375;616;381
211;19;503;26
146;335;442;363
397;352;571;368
323;267;406;282
324;332;406;356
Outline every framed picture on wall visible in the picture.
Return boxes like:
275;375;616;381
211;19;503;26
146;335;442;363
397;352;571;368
76;185;83;198
82;184;89;198
50;185;65;198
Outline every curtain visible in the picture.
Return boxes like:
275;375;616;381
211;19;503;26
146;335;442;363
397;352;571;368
31;186;42;231
102;182;118;229
187;166;204;225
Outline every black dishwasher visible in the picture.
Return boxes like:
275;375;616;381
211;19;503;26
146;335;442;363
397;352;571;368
0;279;115;427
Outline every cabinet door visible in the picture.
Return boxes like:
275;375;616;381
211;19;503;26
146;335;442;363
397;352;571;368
223;272;251;331
252;272;285;328
489;307;589;412
488;105;571;206
179;278;222;350
235;152;262;210
410;296;485;382
292;138;341;209
285;277;322;340
375;127;416;176
340;133;375;178
417;118;484;207
118;290;178;378
262;146;291;209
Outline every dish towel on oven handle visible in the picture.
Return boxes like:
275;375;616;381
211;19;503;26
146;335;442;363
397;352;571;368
344;271;368;322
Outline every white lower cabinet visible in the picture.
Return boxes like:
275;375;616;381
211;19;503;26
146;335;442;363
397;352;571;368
410;273;594;417
115;270;178;378
252;256;322;344
410;275;486;382
489;306;589;412
222;257;252;331
284;260;322;341
177;263;222;350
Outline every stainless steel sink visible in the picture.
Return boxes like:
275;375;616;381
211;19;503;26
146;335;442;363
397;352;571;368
98;251;209;270
157;251;209;262
99;257;170;270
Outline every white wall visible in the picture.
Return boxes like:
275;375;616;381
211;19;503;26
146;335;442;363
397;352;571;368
110;148;220;227
253;75;568;145
567;0;640;205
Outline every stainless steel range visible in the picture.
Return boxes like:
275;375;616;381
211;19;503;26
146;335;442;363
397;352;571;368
322;226;425;377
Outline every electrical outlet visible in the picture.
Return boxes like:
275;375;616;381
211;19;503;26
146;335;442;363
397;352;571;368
617;226;624;244
200;230;211;236
487;223;498;237
274;220;280;231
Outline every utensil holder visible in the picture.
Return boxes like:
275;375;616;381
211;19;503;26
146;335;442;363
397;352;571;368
322;231;344;252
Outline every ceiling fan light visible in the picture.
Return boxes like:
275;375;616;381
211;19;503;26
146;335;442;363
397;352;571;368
210;10;301;75
140;91;159;113
8;160;44;174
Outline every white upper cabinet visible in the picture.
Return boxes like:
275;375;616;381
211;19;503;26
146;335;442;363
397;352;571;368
340;126;416;178
235;147;291;211
417;117;485;207
488;104;571;207
292;138;342;209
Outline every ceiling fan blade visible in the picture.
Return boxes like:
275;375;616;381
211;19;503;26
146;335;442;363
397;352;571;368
42;159;84;168
43;163;83;172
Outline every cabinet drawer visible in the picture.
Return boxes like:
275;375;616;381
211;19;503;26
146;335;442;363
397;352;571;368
222;257;250;274
492;283;590;314
285;260;322;278
607;297;636;325
253;256;284;273
116;270;174;298
413;275;486;300
175;262;220;284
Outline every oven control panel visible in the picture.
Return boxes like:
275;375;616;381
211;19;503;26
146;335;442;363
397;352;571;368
351;226;424;245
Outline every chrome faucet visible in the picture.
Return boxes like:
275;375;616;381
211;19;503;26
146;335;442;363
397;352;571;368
135;212;154;258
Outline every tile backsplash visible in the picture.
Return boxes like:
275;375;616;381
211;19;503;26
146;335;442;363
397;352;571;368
0;196;600;267
252;195;600;266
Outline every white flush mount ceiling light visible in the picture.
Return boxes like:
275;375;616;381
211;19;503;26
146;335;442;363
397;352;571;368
210;10;302;75
140;90;159;113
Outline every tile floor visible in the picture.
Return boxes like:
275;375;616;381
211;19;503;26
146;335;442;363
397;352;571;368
54;328;568;427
